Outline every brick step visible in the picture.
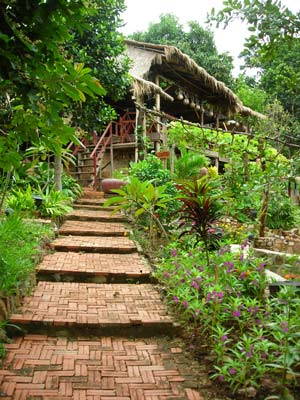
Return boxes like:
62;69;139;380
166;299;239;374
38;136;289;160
50;236;137;254
72;204;115;211
58;221;127;237
66;209;125;223
9;282;176;337
76;198;107;206
36;252;152;283
82;189;104;199
1;335;203;400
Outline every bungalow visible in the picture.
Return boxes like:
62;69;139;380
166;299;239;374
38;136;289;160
69;40;262;189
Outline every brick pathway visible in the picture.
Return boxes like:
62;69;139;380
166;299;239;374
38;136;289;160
66;210;125;223
50;236;137;253
10;282;174;336
0;190;211;399
1;336;204;400
59;221;128;237
37;252;151;283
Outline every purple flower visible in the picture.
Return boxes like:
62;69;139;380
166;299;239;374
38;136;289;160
173;296;179;304
182;300;189;309
232;310;242;317
164;272;170;279
256;262;266;271
170;249;177;257
218;375;225;381
198;266;204;272
229;367;236;375
218;292;224;299
241;239;249;250
281;321;289;333
180;278;185;283
191;281;199;290
240;271;246;280
221;335;228;342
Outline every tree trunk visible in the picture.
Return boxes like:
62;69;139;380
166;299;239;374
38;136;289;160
259;183;270;237
54;154;62;191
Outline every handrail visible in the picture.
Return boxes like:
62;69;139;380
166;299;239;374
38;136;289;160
90;122;112;159
92;122;113;190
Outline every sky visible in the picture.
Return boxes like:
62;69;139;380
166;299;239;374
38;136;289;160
121;0;299;76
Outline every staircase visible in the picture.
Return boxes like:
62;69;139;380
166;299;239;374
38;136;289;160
68;112;137;190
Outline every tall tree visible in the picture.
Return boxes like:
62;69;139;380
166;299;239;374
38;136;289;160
66;0;131;132
0;0;128;192
209;0;300;116
129;13;234;87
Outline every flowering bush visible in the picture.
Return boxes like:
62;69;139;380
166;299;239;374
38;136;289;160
155;243;300;396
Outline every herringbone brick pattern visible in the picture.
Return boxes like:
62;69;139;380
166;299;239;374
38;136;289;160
10;282;173;331
50;236;137;253
66;209;125;222
0;192;208;399
37;252;150;277
1;335;204;400
59;221;128;236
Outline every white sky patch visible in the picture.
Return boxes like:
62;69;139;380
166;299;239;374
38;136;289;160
121;0;299;77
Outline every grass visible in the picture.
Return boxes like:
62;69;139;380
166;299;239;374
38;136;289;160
0;213;54;358
0;213;53;296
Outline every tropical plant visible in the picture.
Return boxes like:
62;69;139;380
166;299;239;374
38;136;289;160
5;186;36;214
174;149;209;180
104;176;175;240
37;186;73;219
266;194;297;230
129;154;180;220
177;176;223;264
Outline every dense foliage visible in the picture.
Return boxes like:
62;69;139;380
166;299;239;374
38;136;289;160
210;0;300;118
66;0;131;131
0;0;129;199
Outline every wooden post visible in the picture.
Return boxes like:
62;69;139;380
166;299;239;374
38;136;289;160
134;107;140;162
170;144;175;174
54;154;62;191
155;75;161;153
110;130;114;177
142;111;147;159
216;113;220;129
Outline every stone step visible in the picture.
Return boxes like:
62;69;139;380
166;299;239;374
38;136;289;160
72;203;115;211
37;252;152;283
1;335;202;400
9;282;175;337
58;221;127;237
66;209;125;223
50;235;137;253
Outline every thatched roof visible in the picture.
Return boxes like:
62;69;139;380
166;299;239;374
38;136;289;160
125;39;264;118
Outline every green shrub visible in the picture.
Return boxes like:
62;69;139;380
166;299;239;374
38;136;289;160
0;214;53;296
37;186;73;218
6;186;36;214
129;154;180;221
266;195;297;230
174;149;209;180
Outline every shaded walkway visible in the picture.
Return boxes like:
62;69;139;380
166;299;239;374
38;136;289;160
0;190;208;399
